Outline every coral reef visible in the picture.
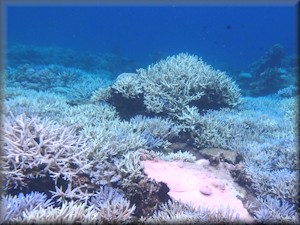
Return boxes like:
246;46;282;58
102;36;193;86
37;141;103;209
7;44;137;76
89;186;136;224
142;200;242;224
247;195;299;224
0;192;52;223
237;44;297;96
6;64;112;101
15;200;99;224
92;53;241;119
157;150;196;162
7;64;82;91
2;46;299;224
250;44;285;75
277;85;299;98
1;113;92;190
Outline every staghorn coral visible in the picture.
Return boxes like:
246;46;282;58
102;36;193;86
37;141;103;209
83;115;180;163
59;102;119;129
174;105;201;131
4;88;70;121
139;53;241;113
111;72;143;99
49;182;94;205
178;95;298;151
3;44;298;224
116;151;145;179
245;163;299;204
15;200;99;224
91;86;112;102
157;150;196;162
248;195;299;224
142;200;200;224
55;75;113;102
92;53;241;119
143;199;241;224
278;96;299;122
1;192;53;223
84;119;147;161
130;115;181;150
4;87;120;134
90;186;136;224
5;62;113;102
1;112;92;190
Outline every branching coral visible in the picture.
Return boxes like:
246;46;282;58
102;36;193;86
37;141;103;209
130;115;181;150
157;150;196;162
139;53;241;113
116;151;144;179
17;200;99;224
143;200;241;224
111;72;143;99
3;188;136;224
92;53;241;119
1;113;92;190
85;119;147;161
84;115;180;162
1;192;53;223
249;195;299;224
90;186;136;224
3;44;298;224
4;89;70;121
60;75;113;102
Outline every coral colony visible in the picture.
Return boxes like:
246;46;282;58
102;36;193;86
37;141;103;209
1;45;299;224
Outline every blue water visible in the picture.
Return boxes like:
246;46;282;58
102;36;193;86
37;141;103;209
2;3;299;223
5;4;297;71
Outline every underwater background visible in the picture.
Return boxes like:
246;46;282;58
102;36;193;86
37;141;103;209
1;2;299;224
6;4;297;73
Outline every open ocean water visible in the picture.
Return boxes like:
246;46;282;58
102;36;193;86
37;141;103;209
1;2;299;224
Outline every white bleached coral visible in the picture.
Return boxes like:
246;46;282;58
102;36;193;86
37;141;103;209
1;112;92;189
0;192;53;223
91;53;241;119
90;186;136;224
17;200;99;224
143;200;240;224
112;72;143;99
138;53;241;114
158;150;196;162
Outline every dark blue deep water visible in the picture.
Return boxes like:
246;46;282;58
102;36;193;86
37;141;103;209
6;4;297;71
